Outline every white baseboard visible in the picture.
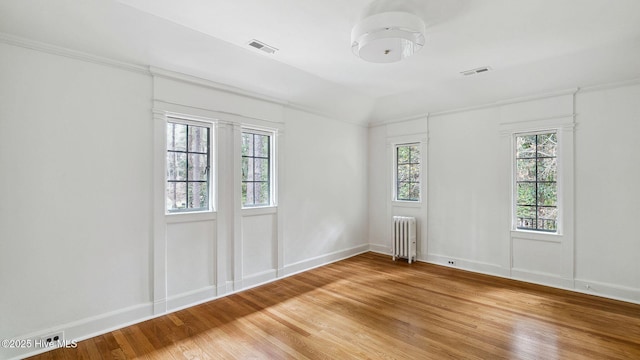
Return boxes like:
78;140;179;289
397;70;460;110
4;302;154;360
166;286;216;312
511;268;574;289
426;253;510;278
242;269;278;290
369;244;390;255
282;244;370;277
421;253;639;305
216;281;233;296
574;278;640;304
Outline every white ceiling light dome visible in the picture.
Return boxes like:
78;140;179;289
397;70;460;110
351;11;426;63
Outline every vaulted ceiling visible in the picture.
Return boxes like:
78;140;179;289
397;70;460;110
2;0;640;124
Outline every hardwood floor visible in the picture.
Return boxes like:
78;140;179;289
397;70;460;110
28;252;640;359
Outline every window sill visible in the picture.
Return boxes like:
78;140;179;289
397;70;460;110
511;229;562;243
392;200;422;208
241;206;277;216
166;211;216;224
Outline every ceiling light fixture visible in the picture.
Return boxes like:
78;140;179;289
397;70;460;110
351;11;426;63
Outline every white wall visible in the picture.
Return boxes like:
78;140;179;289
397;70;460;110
369;83;640;304
574;84;640;294
0;41;369;360
283;108;369;269
428;107;507;271
0;43;153;347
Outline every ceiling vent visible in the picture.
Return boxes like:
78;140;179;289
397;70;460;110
248;39;278;54
460;66;492;76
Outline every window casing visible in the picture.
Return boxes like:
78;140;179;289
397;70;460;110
166;119;212;213
514;131;558;232
395;143;421;202
242;129;273;208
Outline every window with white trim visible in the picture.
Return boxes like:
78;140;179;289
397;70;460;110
241;129;274;207
395;143;421;201
166;119;212;212
514;131;558;232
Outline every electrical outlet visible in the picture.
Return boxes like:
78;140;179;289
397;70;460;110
447;260;456;266
41;331;64;347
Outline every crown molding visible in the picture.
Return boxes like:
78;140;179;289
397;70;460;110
576;77;640;94
372;76;640;125
368;113;429;128
149;66;287;106
0;32;149;75
0;32;366;127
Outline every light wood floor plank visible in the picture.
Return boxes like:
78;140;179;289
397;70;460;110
26;252;640;359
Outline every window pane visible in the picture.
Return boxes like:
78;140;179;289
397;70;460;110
188;126;208;153
537;158;556;182
516;135;536;158
517;183;536;205
167;152;186;181
255;182;269;205
537;133;557;157
537;182;557;206
398;183;410;200
243;158;254;181
516;159;536;181
243;182;254;206
242;130;272;208
254;158;269;181
410;164;420;181
254;135;269;158
188;154;208;181
408;183;420;200
242;157;250;181
167;182;187;210
397;164;410;182
409;146;420;163
538;207;558;231
242;133;253;156
188;182;207;209
167;123;187;151
516;205;536;228
397;146;410;164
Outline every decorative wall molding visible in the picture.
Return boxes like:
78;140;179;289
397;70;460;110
576;77;640;94
369;113;429;128
0;32;149;75
149;66;287;106
0;32;365;128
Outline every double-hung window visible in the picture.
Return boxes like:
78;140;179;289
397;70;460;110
514;132;558;232
241;129;273;207
395;143;421;202
166;119;212;212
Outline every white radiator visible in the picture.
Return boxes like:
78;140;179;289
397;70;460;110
392;216;416;263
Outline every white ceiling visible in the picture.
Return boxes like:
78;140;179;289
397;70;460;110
2;0;640;123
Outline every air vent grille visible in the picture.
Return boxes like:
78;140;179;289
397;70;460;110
461;66;492;76
248;39;278;54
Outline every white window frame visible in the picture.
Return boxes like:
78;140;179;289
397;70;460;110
393;141;424;204
512;130;560;234
241;126;276;209
165;116;215;215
